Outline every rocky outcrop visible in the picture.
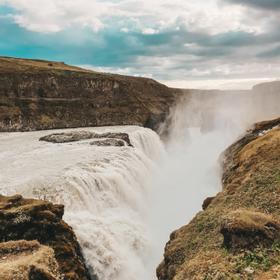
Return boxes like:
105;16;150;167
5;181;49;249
0;194;94;280
0;240;61;280
90;138;128;147
158;117;280;280
0;57;176;132
202;196;215;211
39;131;133;146
221;210;280;251
39;131;97;143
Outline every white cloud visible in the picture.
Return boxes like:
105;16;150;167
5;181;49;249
80;64;154;79
1;0;111;32
1;0;280;88
142;28;158;35
80;63;280;90
0;0;264;34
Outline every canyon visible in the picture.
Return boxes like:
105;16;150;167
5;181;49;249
0;56;280;280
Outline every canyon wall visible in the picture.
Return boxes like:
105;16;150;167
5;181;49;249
0;57;176;132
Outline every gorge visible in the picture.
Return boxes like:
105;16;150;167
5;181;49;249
0;57;280;280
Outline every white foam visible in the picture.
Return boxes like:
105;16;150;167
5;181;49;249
0;126;165;280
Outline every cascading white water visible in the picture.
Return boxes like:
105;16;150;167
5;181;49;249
1;89;279;280
0;126;165;280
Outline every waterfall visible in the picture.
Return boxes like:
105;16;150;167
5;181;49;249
1;89;279;280
147;90;280;275
0;126;165;280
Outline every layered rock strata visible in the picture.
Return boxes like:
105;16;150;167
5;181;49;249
0;57;176;132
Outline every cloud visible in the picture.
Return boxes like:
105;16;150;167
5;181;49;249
0;0;280;89
258;45;280;58
0;0;259;34
223;0;280;10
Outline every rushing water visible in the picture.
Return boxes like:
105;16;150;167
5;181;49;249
1;90;279;280
0;123;243;280
0;126;165;280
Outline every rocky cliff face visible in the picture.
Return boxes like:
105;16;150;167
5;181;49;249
0;194;93;280
0;240;61;280
0;57;176;132
157;117;280;280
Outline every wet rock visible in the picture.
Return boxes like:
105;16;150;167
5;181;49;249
0;194;94;280
39;131;94;143
90;139;127;147
93;132;133;146
40;131;133;147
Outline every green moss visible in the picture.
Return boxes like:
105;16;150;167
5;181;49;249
235;246;280;274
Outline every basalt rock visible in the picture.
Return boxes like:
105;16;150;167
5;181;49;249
39;131;133;146
0;57;176;132
0;194;94;280
39;131;95;143
93;132;133;146
90;138;127;147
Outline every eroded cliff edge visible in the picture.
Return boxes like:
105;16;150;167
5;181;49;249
157;117;280;280
0;194;93;280
0;57;176;132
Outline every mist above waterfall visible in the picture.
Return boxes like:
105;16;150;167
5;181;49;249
147;87;280;277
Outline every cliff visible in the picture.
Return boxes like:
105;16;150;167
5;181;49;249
0;56;176;132
157;117;280;280
0;194;93;280
0;240;61;280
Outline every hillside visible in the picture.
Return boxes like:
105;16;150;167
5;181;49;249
157;117;280;280
0;57;176;132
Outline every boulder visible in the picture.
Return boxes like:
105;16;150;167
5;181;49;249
0;194;94;280
202;196;215;210
90;139;127;147
40;131;133;147
39;131;94;143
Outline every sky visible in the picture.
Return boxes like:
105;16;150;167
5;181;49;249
0;0;280;89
